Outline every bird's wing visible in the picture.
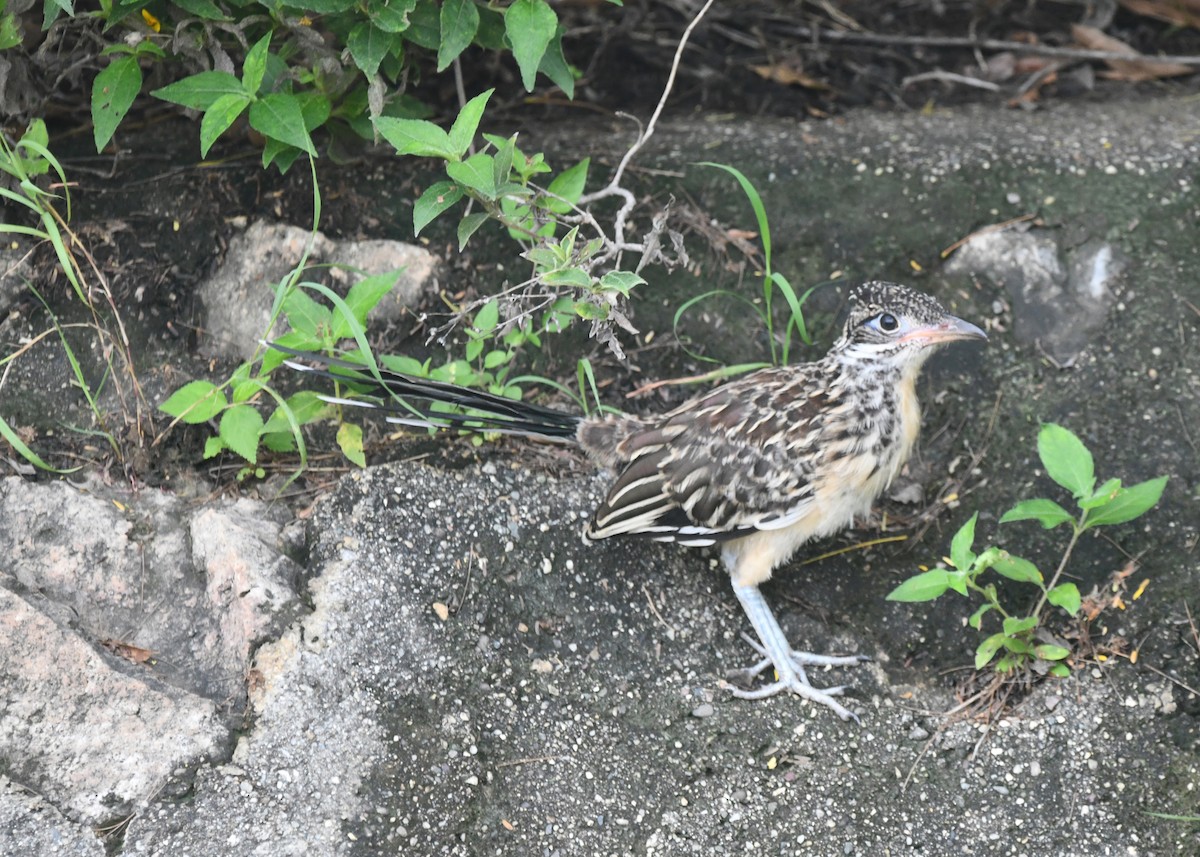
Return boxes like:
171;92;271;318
584;368;828;547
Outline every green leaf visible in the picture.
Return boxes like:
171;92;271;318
413;180;464;235
370;0;417;32
474;4;507;49
375;117;455;158
296;91;332;131
153;71;244;111
573;300;607;320
949;512;977;571
967;602;994;630
1035;644;1070;661
999;498;1074;529
1002;616;1038;636
1085;476;1168;528
335;270;402;335
946;570;969;596
219;404;264;464
992;553;1043;585
242;33;271;94
886;569;952;602
203;435;227;460
45;0;72;24
504;0;557;91
348;21;398;78
1049;663;1071;677
448;89;494;157
1046;582;1082;616
543;268;592;288
404;0;441;48
249;93;316;156
465;337;484;361
1079;477;1122;510
457;212;489;248
1;12;23;51
483;349;511;369
598;270;645;296
92;55;142;153
437;0;479;71
282;288;332;337
289;0;355;9
262;391;332;433
231;378;260;404
537;27;575;98
446;152;497;198
261;431;297;453
975;633;1006;669
473;299;499;334
199;93;251;157
262;137;302;173
1038;423;1095;499
491;134;516;185
160;380;228;424
380;353;429;376
543;157;589;213
338;421;366;467
1001;636;1034;654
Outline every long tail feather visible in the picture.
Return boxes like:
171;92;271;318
269;342;582;442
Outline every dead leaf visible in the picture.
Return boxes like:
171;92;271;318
1007;70;1058;107
1071;24;1193;80
99;639;156;665
1119;0;1200;29
749;61;832;90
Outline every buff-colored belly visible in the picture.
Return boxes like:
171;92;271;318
725;369;922;588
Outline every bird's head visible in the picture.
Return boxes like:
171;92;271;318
833;281;987;372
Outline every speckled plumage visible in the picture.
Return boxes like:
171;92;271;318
277;281;986;721
580;283;964;582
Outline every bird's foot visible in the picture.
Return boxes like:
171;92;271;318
722;633;870;723
734;632;872;677
723;673;860;723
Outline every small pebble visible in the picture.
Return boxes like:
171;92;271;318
691;703;715;718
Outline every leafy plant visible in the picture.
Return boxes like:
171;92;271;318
0;120;144;470
888;423;1168;676
8;0;592;173
159;162;376;475
672;162;816;379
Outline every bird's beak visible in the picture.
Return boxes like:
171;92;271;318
902;315;988;346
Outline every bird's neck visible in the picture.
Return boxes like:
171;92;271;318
823;347;925;456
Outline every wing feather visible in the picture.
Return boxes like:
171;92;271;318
583;366;831;544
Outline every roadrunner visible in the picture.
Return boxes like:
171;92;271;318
277;281;986;722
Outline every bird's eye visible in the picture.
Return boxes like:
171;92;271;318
876;312;899;332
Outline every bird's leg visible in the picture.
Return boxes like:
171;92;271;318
726;582;867;723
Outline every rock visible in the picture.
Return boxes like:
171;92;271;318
327;239;439;325
0;775;103;856
943;228;1123;364
0;587;223;824
198;220;439;360
0;478;303;703
192;499;307;672
0;477;304;829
